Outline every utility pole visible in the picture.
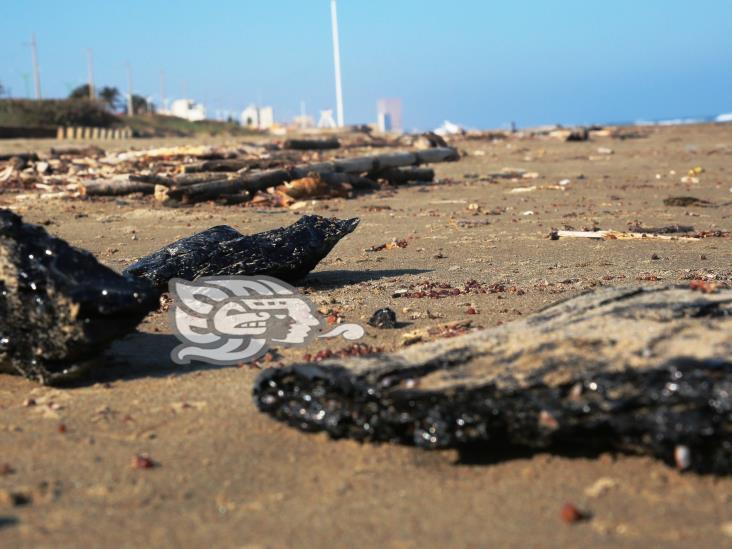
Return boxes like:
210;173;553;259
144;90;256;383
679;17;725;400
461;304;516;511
125;62;134;116
86;49;95;99
329;0;345;127
159;69;166;112
19;72;30;98
30;33;42;99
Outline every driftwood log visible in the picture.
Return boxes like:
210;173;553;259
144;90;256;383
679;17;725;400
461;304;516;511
254;285;732;474
80;179;153;196
49;145;105;158
0;152;39;162
284;137;341;150
371;167;435;185
156;148;458;206
181;158;252;173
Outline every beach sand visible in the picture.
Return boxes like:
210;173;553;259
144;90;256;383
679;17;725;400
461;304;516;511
1;123;731;547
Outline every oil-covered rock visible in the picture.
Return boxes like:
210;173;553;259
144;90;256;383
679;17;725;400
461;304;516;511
123;215;360;293
254;285;732;474
0;209;158;384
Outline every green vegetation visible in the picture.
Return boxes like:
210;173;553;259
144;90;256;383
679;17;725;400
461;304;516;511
129;95;154;115
126;114;256;137
0;96;253;138
0;99;118;128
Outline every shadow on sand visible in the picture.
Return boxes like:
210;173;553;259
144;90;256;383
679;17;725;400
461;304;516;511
305;268;431;288
55;331;230;387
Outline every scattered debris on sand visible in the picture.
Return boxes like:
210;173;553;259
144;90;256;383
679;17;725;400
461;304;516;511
123;215;359;293
254;285;732;474
0;209;158;384
549;228;729;241
1;142;458;207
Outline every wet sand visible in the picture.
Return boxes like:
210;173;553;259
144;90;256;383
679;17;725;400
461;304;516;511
1;123;731;547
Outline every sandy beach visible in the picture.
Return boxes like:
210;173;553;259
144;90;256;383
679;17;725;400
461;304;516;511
1;123;732;547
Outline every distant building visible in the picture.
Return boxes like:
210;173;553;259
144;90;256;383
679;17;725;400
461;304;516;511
377;98;402;132
377;112;393;132
169;99;206;122
293;114;315;130
317;110;337;129
241;104;275;130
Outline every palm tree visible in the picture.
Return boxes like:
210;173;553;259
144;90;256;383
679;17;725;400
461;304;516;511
98;86;121;111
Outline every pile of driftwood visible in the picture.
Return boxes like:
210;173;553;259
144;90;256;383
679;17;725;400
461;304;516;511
1;134;460;207
149;148;457;206
78;148;456;207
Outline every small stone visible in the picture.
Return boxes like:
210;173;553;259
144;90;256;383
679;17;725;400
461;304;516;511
368;308;397;329
0;489;31;507
132;454;156;469
674;445;691;470
560;502;584;524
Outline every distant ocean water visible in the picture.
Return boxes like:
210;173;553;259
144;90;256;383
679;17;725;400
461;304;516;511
634;113;732;126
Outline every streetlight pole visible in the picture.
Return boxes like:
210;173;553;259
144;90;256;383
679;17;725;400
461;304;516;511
330;0;345;127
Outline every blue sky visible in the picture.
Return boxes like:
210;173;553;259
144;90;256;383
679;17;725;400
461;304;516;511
2;0;731;129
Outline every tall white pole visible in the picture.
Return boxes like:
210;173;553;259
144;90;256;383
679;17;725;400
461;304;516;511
30;33;42;99
86;49;96;99
330;0;345;127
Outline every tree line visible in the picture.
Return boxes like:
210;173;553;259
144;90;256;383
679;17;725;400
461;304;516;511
68;84;154;114
0;80;153;115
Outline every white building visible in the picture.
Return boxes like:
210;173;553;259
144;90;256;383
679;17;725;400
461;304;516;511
241;104;275;130
169;99;207;122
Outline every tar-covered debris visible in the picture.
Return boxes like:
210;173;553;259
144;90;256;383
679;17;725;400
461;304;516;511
123;215;359;293
254;285;732;474
0;209;158;384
